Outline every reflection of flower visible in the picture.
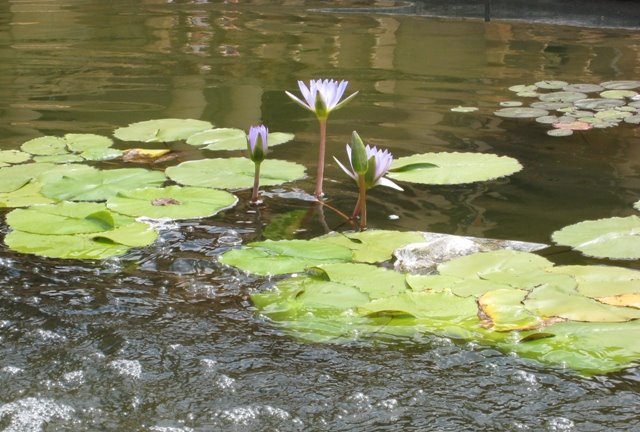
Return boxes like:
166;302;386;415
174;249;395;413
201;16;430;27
247;125;268;205
334;131;403;230
247;125;268;163
285;79;358;120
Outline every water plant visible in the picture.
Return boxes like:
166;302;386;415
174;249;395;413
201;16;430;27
285;79;358;198
334;131;402;229
246;125;268;205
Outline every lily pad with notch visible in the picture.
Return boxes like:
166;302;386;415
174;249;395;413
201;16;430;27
113;118;213;143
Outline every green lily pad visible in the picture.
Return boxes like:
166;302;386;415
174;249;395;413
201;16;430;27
551;215;640;260
20;136;68;156
0;182;55;208
6;201;129;235
0;150;31;165
594;110;632;120
0;162;56;193
547;129;573;137
498;101;522;107
113;118;213;143
5;221;157;260
494;107;549;118
405;274;461;293
600;90;637;99
538;91;588;103
219;239;353;276
573;98;625;110
64;133;114;152
508;84;536;92
41;167;166;201
530;101;572;110
314;230;425;263
600;80;640;90
311;263;407;299
106;186;237;220
437;250;553;280
548;265;640;298
186;128;295;151
501;320;640;374
80;148;123;161
388;152;522;185
524;283;640;322
563;83;604;93
33;154;84;164
535;115;560;124
166;157;305;190
535;80;568;90
478;288;542;331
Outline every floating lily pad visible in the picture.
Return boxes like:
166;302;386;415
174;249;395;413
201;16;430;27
594;110;632;120
450;106;478;113
5;222;157;260
479;288;542;331
6;201;129;235
166;157;305;190
186;128;295;151
388;152;522;185
41;167;166;202
600;90;638;99
0;162;56;193
437;250;552;280
552;215;640;260
499;101;522;108
405;274;461;293
21;136;68;156
80;148;123;161
311;263;407;299
548;265;640;298
573;98;625;110
106;186;237;220
563;83;604;93
219;239;353;276
552;121;592;131
121;148;174;163
315;230;425;263
33;154;84;164
64;133;113;152
547;129;573;137
600;80;640;90
113;118;213;143
0;150;31;165
494;107;549;118
509;84;536;92
535;115;559;124
538;91;588;103
0;182;55;208
530;101;572;110
535;80;568;90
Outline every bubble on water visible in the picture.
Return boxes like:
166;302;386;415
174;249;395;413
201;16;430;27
216;405;291;425
0;397;74;432
200;358;218;370
547;417;575;431
35;329;66;342
62;370;85;386
109;359;142;379
1;366;23;375
214;374;236;390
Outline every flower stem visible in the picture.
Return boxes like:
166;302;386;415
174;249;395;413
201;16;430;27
357;174;367;230
315;118;327;198
251;162;261;204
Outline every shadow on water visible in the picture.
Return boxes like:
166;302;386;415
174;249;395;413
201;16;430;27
0;1;639;430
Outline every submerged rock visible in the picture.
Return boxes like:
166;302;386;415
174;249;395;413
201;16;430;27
394;232;548;274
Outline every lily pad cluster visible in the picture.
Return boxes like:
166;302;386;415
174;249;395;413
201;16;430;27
220;231;640;373
495;80;640;136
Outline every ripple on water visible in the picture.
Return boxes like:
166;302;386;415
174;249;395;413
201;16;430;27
0;398;74;432
108;359;142;379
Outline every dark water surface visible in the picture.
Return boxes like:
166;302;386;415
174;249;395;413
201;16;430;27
1;1;640;430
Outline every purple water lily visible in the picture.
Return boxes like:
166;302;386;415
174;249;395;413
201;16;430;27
333;131;402;229
285;79;358;119
285;79;358;198
247;125;268;205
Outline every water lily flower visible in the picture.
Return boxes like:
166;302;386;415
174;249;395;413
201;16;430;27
285;79;358;198
285;79;358;120
333;131;402;229
247;125;268;204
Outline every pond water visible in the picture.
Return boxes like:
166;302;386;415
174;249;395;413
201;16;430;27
1;0;640;430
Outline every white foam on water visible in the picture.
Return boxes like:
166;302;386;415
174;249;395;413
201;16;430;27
34;329;66;342
109;359;142;379
149;426;194;432
0;397;74;432
0;366;23;375
216;405;291;425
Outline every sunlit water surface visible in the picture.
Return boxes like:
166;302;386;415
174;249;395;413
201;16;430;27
1;1;640;430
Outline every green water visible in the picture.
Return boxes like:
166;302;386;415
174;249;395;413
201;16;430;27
0;1;639;430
